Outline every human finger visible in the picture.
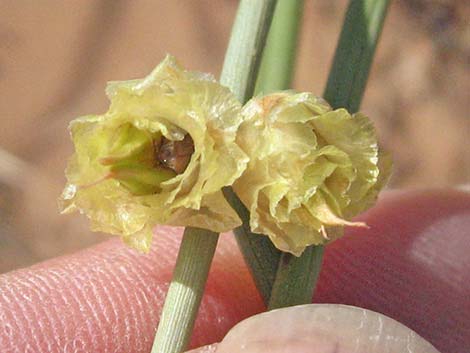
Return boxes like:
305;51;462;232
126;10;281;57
0;228;263;352
1;189;468;352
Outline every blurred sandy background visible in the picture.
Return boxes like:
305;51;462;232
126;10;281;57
0;0;468;273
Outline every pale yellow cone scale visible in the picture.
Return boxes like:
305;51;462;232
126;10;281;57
233;92;391;256
59;55;248;251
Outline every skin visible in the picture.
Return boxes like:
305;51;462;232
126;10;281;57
0;189;468;352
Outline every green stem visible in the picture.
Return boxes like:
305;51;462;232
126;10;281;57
226;0;305;306
152;1;278;351
223;187;280;304
220;0;278;102
255;0;304;94
255;0;326;310
219;0;280;305
268;245;324;310
151;228;218;353
324;0;391;112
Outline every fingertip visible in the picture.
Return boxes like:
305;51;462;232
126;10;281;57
0;228;263;352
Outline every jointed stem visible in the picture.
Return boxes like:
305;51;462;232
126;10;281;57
151;228;218;353
238;0;392;309
152;1;278;351
224;0;304;307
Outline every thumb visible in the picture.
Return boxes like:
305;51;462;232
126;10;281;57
189;304;440;353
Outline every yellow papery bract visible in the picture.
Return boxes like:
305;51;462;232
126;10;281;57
233;92;391;256
59;55;248;251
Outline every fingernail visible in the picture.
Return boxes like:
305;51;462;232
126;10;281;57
216;304;440;353
186;344;218;353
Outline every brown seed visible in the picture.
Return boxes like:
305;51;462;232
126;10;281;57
156;134;194;174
